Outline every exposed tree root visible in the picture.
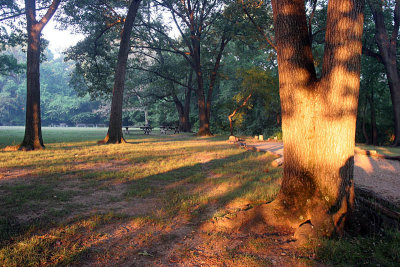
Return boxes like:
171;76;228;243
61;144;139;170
202;197;345;242
201;201;300;235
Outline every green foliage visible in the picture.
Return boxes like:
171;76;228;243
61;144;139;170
0;49;105;126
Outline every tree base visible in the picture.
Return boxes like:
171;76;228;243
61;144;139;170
196;128;213;136
4;142;45;151
97;133;126;145
202;196;344;239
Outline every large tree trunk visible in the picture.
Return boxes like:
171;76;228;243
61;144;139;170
102;0;141;144
258;0;364;236
18;0;60;151
21;24;43;150
196;86;212;136
368;0;400;146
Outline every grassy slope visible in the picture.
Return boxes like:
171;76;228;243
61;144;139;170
0;128;399;266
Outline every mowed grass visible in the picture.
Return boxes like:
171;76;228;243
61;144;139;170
0;127;399;266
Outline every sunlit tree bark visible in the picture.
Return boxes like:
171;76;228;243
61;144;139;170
260;0;364;236
18;0;61;151
101;0;141;144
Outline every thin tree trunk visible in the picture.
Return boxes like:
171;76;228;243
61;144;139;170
362;98;370;144
181;71;193;132
206;36;230;122
228;93;252;136
18;0;60;151
102;0;141;144
368;0;400;146
260;0;364;236
367;91;378;145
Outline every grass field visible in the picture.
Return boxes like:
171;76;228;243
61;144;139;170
0;127;399;266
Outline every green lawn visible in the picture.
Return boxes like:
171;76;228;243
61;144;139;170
0;127;399;266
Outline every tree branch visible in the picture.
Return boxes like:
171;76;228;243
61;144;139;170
130;66;195;91
38;0;61;31
241;2;277;51
362;45;383;62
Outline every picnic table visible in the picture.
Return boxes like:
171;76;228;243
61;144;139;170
160;125;180;134
140;125;153;135
123;125;152;135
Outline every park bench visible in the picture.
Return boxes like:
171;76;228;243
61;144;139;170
159;125;180;134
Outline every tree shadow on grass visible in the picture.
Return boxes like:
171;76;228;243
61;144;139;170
0;148;285;265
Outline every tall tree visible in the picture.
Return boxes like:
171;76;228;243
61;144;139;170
266;0;364;235
152;0;231;136
216;0;365;236
18;0;61;150
365;0;400;146
100;0;142;144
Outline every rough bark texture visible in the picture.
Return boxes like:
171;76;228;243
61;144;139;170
261;0;364;236
19;0;60;151
368;0;400;146
103;0;141;144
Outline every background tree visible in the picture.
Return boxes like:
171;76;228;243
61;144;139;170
101;0;142;144
16;0;61;150
364;0;400;146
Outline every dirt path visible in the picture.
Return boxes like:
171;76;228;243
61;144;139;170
244;141;400;206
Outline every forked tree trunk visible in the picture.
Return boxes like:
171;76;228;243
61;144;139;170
102;0;141;144
261;0;364;236
18;0;60;151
